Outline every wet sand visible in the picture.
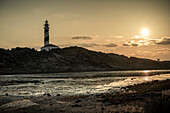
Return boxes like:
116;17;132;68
0;79;169;113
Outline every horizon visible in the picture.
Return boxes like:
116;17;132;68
0;0;170;60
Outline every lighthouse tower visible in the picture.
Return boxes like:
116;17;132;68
41;20;59;51
44;20;49;46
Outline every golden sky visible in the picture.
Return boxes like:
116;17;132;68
0;0;170;60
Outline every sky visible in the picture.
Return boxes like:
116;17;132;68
0;0;170;61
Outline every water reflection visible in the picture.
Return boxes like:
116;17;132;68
0;70;170;96
144;76;149;81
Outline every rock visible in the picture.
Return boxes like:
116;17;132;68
43;93;46;96
75;100;81;103
47;93;51;96
57;94;60;96
43;93;51;96
5;93;8;96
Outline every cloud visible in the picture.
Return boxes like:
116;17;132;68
72;36;92;40
131;44;138;46
111;36;123;39
79;43;99;47
104;43;118;47
131;35;146;40
155;37;170;45
124;35;158;46
122;44;130;46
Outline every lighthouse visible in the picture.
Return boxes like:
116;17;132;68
44;20;49;46
41;20;59;51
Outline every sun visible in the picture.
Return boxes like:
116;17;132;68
141;28;149;36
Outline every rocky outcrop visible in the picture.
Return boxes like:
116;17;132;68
0;46;170;75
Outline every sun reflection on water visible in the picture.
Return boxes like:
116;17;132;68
143;70;150;73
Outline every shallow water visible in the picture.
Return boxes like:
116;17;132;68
0;70;170;96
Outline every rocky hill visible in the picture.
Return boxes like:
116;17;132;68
0;46;170;75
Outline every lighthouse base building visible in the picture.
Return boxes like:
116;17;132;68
41;20;59;51
41;44;59;51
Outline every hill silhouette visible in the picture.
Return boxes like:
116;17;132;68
0;46;170;75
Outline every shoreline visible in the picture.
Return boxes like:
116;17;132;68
0;79;170;113
0;69;170;76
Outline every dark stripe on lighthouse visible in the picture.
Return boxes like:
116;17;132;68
44;29;49;42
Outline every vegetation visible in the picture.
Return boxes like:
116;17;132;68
0;47;170;75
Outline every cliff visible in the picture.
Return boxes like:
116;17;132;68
0;46;170;75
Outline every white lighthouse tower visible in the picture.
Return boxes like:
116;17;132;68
41;20;59;51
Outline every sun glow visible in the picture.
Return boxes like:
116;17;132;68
141;28;149;36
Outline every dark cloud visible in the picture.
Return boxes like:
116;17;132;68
104;43;118;47
155;37;170;45
131;44;138;47
72;36;92;40
122;44;130;46
79;43;99;47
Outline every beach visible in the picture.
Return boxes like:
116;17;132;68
0;70;170;113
